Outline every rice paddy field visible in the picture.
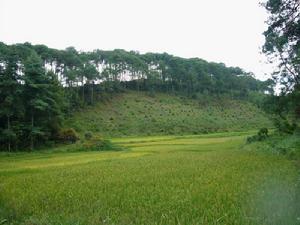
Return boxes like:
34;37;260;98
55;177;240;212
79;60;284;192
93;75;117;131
0;132;299;225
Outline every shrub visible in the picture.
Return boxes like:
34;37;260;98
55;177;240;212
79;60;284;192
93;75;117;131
278;147;287;155
246;136;257;143
273;117;297;134
191;94;197;99
84;131;93;140
257;128;269;140
147;90;155;98
57;128;79;144
246;128;269;143
288;149;297;160
83;135;122;151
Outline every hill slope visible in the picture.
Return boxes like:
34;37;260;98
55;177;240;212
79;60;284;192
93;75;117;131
66;92;272;137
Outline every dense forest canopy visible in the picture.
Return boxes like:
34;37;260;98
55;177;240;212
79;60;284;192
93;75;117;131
0;42;272;150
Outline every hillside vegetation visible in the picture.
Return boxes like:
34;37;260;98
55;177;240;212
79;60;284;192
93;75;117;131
67;91;272;137
0;42;272;150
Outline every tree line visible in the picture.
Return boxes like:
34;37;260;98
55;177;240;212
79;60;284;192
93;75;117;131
0;42;272;151
262;0;299;133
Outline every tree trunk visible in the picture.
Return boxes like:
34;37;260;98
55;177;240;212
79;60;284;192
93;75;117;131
82;76;85;102
31;111;34;151
7;115;10;152
91;81;94;105
137;72;140;92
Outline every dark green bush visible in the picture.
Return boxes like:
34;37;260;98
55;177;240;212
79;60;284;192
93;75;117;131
273;117;297;134
84;131;93;140
288;149;297;160
246;128;269;143
258;128;268;137
57;128;79;143
83;135;122;151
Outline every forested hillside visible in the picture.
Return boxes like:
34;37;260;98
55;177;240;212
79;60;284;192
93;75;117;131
0;42;272;150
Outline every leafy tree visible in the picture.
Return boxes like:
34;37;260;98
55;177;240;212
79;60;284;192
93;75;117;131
263;0;300;89
23;52;62;149
0;42;272;151
263;0;300;119
82;62;99;104
0;48;22;151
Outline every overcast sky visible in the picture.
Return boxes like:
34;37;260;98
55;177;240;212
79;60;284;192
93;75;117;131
0;0;274;80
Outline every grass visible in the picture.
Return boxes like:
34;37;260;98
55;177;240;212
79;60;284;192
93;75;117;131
243;130;300;160
0;131;299;225
66;91;272;137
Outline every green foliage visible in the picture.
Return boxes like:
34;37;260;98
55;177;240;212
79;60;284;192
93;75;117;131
67;92;272;137
0;133;298;224
262;0;300;131
84;131;93;140
0;129;17;146
258;127;269;137
82;135;121;151
263;0;300;87
0;45;66;150
0;42;272;151
246;128;269;143
56;128;79;144
273;117;297;134
245;131;300;161
271;133;300;159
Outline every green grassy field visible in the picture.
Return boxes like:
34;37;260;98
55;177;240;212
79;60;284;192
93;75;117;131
66;92;272;137
0;132;299;225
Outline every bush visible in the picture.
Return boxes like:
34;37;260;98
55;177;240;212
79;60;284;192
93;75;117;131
246;128;269;143
257;128;269;140
57;128;79;143
246;135;257;143
84;131;93;140
273;117;297;134
147;90;155;98
83;135;122;151
288;149;297;160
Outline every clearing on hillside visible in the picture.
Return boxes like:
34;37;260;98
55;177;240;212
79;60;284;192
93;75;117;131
66;91;272;137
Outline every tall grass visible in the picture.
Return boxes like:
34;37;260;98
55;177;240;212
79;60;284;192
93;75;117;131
0;132;298;225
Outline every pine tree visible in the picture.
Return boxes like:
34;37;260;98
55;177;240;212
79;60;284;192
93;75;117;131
0;49;22;151
23;52;62;149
